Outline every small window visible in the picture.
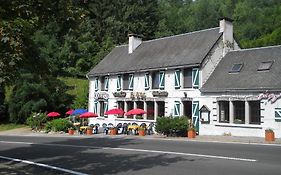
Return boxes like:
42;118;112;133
229;63;243;73
257;61;273;71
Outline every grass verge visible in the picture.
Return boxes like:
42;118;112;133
0;124;27;132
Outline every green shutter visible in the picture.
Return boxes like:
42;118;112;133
275;108;281;121
95;77;99;91
117;75;121;91
174;101;181;116
93;101;98;114
192;68;199;88
192;101;199;133
104;100;108;116
129;74;134;90
159;71;165;89
145;73;150;90
105;76;109;91
174;70;181;89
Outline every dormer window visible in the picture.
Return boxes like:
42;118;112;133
229;63;243;73
257;61;273;71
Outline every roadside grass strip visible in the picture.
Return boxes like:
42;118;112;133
0;140;257;162
0;155;88;175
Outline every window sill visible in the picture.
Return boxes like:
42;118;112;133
215;123;262;129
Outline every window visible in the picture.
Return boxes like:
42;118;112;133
145;73;150;90
174;101;181;116
174;70;181;89
258;61;273;71
229;63;243;73
152;71;165;89
192;68;199;88
94;77;99;91
219;101;229;123
128;74;134;90
249;101;260;124
117;75;121;91
100;76;108;91
233;101;245;124
275;108;281;121
99;101;108;117
123;74;129;90
183;68;192;88
93;100;98;114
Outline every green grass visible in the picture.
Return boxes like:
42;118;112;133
0;124;27;131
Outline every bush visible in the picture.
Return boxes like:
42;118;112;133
45;118;73;132
155;116;189;137
26;112;48;131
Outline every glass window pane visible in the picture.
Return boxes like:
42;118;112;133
229;63;243;73
257;61;273;71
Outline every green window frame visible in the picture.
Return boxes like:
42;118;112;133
104;76;109;91
174;69;181;89
159;71;165;89
129;74;134;90
145;72;150;90
117;75;121;91
174;101;181;116
275;108;281;121
192;68;199;88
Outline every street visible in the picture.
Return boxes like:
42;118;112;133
0;135;280;175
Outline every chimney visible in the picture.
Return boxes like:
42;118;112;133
219;17;234;56
128;34;142;54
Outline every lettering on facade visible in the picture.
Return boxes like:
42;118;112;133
258;92;281;104
152;91;168;97
113;91;126;97
94;92;109;100
130;92;146;100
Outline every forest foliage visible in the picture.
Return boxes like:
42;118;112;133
1;0;281;123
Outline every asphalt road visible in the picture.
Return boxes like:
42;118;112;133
0;135;280;175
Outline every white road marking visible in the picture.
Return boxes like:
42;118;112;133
103;147;257;162
0;155;88;175
0;140;257;162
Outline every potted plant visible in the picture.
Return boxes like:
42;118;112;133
187;127;196;138
110;127;118;135
68;127;75;135
138;127;146;136
86;126;93;135
265;128;275;142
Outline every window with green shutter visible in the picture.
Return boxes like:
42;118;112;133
192;68;199;88
174;69;181;89
117;75;121;91
174;101;181;116
192;101;199;132
145;73;150;90
129;74;134;90
104;76;109;91
93;100;98;114
159;71;165;89
94;77;99;91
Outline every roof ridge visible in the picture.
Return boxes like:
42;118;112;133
115;27;220;47
229;44;281;53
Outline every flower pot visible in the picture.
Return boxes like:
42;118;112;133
110;128;117;135
187;130;196;138
86;128;93;135
139;129;146;136
68;129;75;135
265;130;275;142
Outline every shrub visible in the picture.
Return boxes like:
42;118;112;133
26;112;48;131
155;116;189;137
45;118;73;132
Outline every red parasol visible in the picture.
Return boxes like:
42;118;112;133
105;108;124;115
79;112;98;118
66;109;74;115
47;112;61;117
125;108;146;116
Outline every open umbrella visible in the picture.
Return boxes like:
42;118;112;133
47;112;61;117
105;108;124;115
72;109;88;115
125;108;146;116
66;109;74;115
80;112;98;118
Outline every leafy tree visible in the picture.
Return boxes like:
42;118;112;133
8;73;73;124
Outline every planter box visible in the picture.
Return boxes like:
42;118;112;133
110;128;118;135
139;129;146;136
86;128;93;135
265;130;275;142
68;129;75;135
187;130;196;138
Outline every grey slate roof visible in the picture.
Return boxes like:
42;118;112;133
201;45;281;92
88;28;221;76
